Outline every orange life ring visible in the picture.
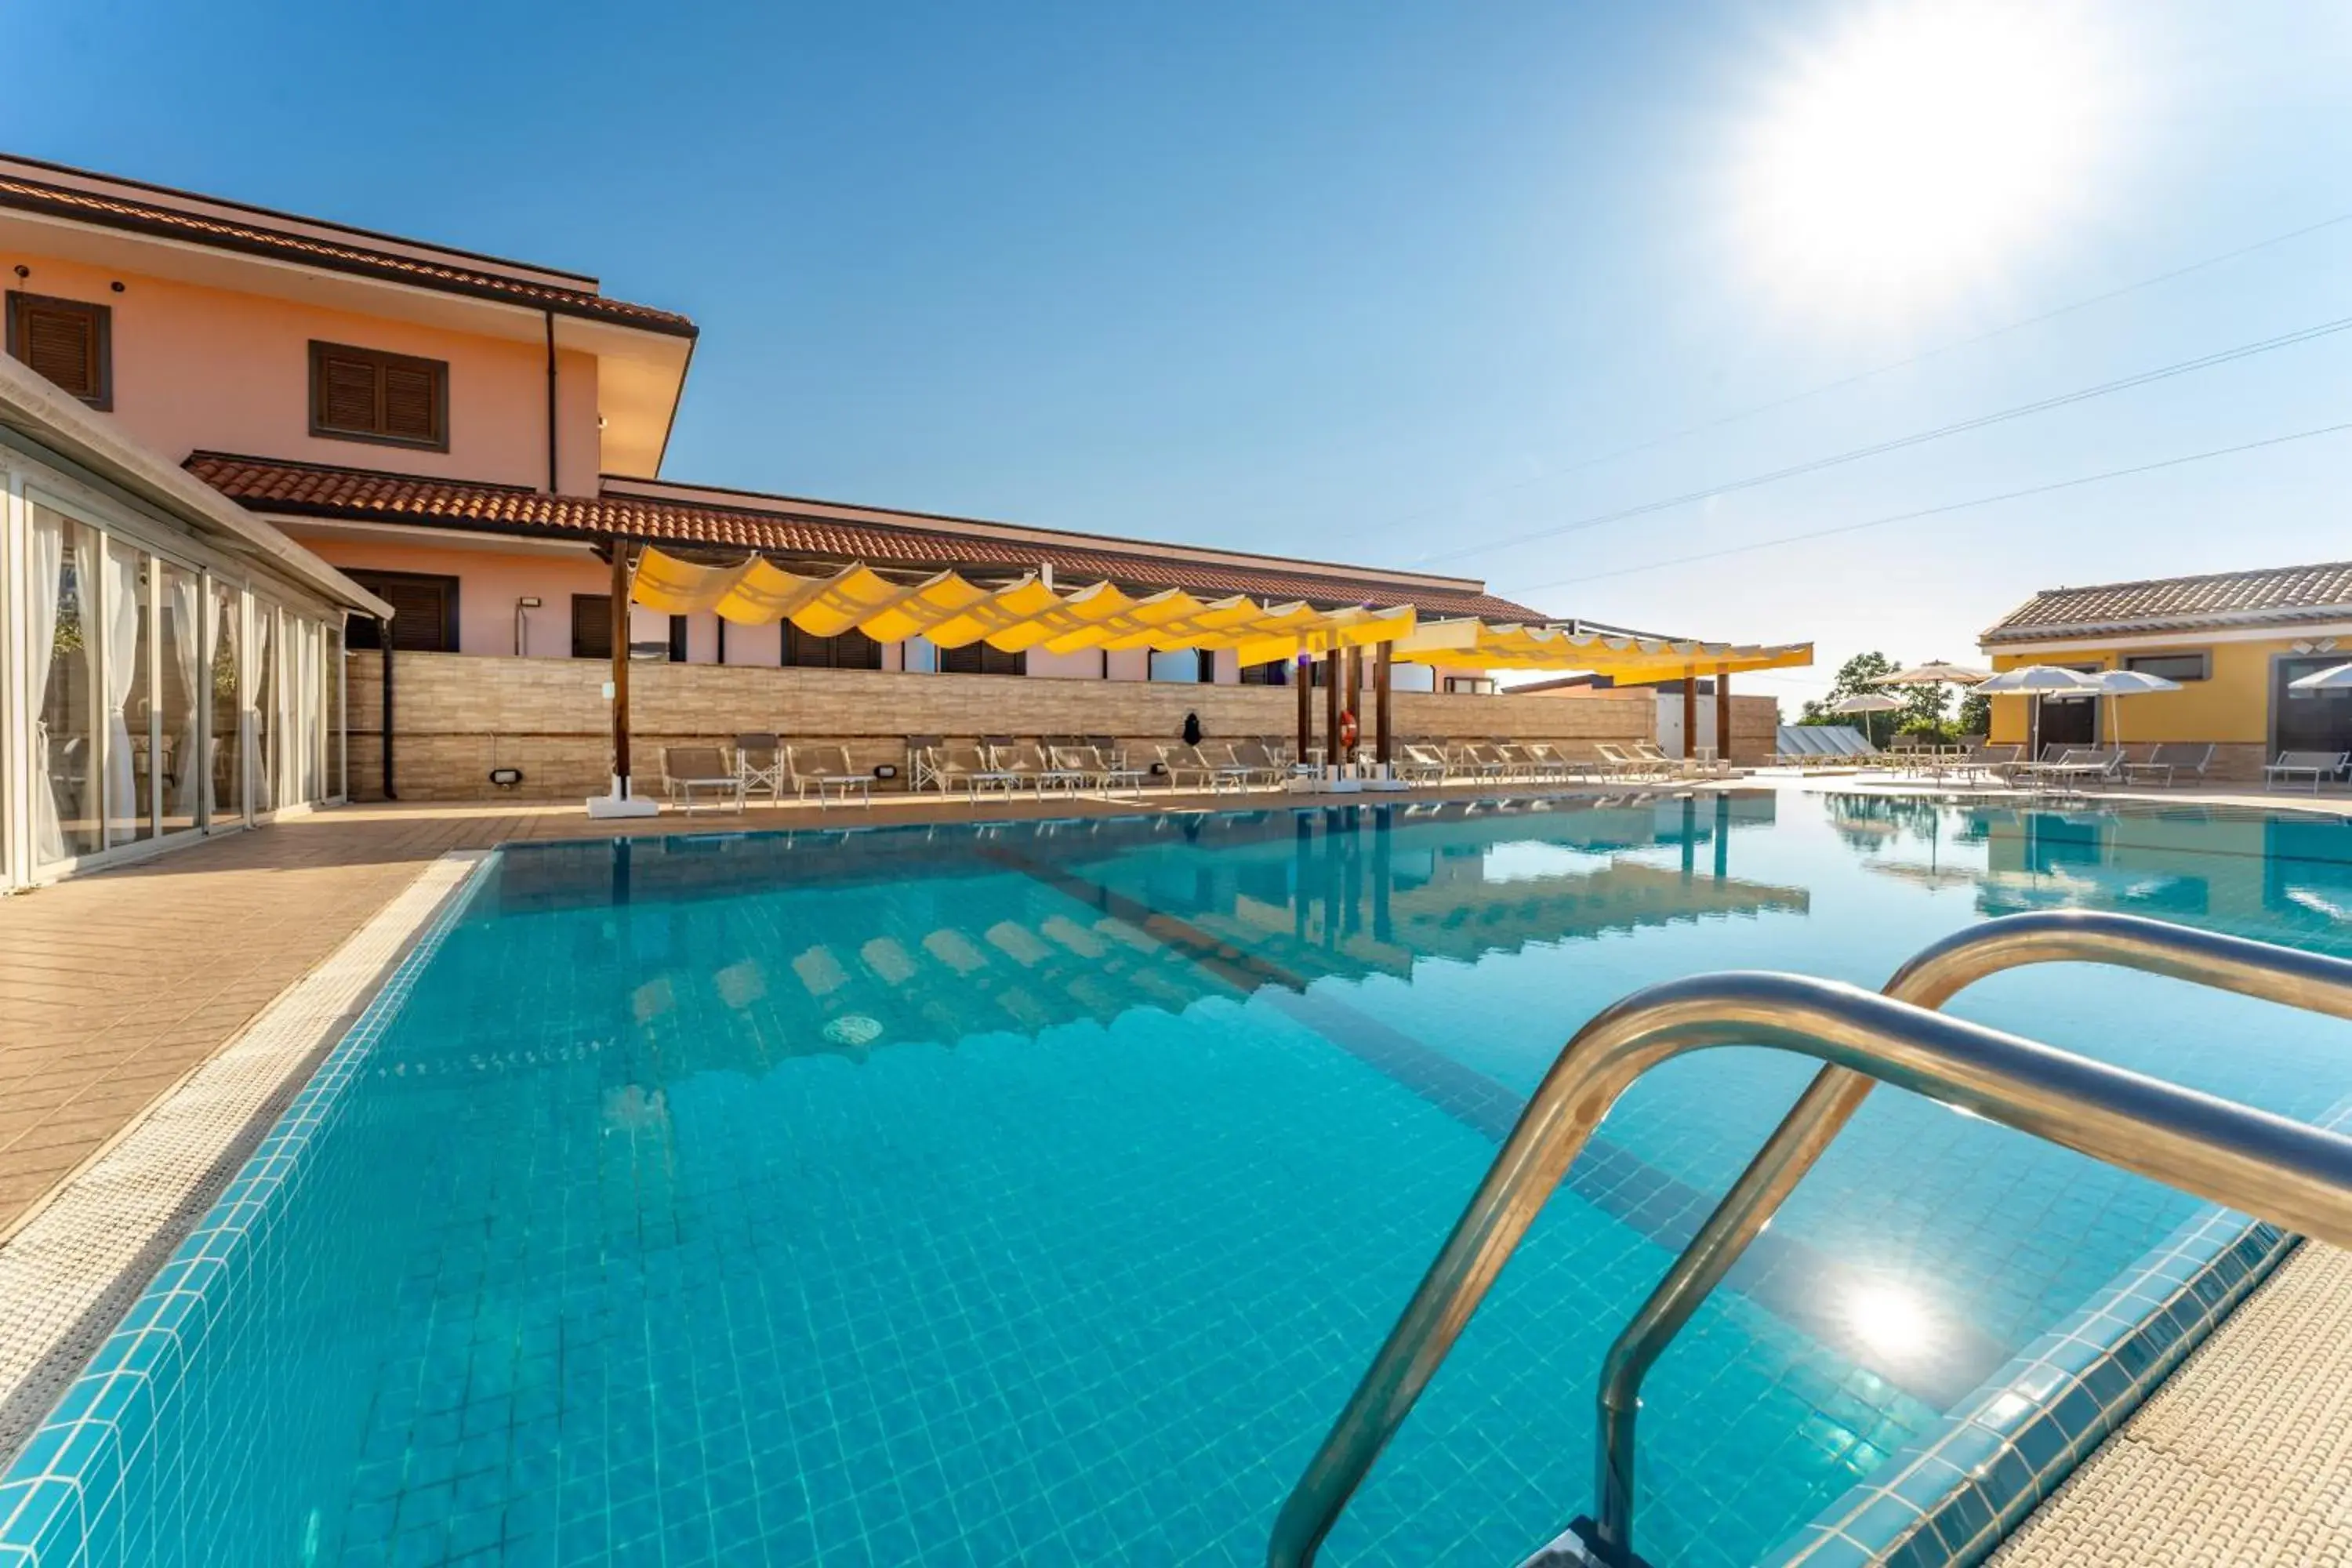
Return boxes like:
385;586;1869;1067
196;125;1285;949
1338;710;1359;751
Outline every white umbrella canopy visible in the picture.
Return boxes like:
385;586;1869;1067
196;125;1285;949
2086;668;2181;746
1828;691;1907;748
2289;662;2352;691
1878;661;1991;687
1976;666;2103;760
1973;665;2103;695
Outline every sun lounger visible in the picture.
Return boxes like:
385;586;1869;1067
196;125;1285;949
1083;736;1151;792
662;746;743;814
2267;750;2348;793
1228;738;1286;786
1398;743;1450;784
936;741;1022;799
2034;746;2125;793
785;744;873;806
906;735;948;793
2125;742;2216;787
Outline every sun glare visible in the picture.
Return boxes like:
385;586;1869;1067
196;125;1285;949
1735;2;2118;314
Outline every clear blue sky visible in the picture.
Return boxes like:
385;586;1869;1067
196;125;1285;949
13;1;2350;706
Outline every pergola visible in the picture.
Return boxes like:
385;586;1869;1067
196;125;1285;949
597;544;1812;797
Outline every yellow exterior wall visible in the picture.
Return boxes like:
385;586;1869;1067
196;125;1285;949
1983;637;2310;746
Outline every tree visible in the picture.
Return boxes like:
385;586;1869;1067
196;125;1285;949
1799;651;1898;745
1956;691;1990;738
1798;651;1965;746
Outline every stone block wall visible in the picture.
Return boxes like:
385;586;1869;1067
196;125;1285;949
346;652;1777;801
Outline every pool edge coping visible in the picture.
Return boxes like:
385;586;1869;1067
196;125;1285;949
1766;1095;2352;1568
0;848;495;1561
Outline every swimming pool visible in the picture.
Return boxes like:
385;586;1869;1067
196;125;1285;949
9;788;2352;1566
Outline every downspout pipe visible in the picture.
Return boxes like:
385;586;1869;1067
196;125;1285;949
543;310;560;494
379;622;397;801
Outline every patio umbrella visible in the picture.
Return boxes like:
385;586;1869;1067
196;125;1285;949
1875;660;1991;740
2085;668;2181;746
1974;666;2103;760
1878;661;1991;687
1828;691;1907;748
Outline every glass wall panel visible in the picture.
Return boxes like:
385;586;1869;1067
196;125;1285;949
327;622;346;801
31;506;100;862
209;580;245;826
297;619;324;805
158;561;202;834
104;537;154;844
252;602;277;815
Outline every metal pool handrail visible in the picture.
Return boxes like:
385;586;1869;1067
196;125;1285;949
1265;946;2352;1568
1590;910;2352;1566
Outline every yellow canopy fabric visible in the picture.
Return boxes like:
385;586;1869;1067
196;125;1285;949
628;549;1421;655
1392;619;1813;677
626;548;1806;671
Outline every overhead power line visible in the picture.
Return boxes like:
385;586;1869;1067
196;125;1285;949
1378;207;2352;542
1421;312;2352;567
1516;416;2352;594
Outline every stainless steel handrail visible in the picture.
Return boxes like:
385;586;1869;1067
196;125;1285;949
1591;910;2352;1564
1265;957;2352;1568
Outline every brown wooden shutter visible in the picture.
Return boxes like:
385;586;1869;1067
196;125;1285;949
310;341;447;448
572;594;614;660
346;572;459;652
382;362;438;442
317;352;379;433
8;292;110;407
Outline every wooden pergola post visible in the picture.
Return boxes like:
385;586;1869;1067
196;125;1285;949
1296;654;1312;767
1682;671;1698;760
1324;645;1341;771
1715;667;1732;766
1375;642;1394;767
610;541;633;797
1344;646;1363;764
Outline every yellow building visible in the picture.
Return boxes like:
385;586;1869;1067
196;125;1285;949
1979;561;2352;780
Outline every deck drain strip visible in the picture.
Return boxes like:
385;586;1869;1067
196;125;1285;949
0;851;487;1465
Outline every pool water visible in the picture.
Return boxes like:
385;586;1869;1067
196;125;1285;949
31;789;2352;1567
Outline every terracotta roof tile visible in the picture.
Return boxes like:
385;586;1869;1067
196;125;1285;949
0;174;695;336
187;453;1550;622
1983;561;2352;644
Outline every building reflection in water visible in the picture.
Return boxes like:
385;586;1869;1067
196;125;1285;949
1819;792;2352;942
476;793;1809;1069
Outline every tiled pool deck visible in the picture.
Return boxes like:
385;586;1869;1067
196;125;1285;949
0;778;2347;1563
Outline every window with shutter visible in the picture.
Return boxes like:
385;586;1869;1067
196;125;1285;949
938;641;1024;677
309;340;448;449
7;292;111;408
571;595;614;660
783;625;885;670
342;572;461;652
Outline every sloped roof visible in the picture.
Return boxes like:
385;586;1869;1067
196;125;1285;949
1982;561;2352;644
0;167;696;336
187;452;1551;621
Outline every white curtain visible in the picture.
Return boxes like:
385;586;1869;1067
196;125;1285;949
172;572;202;822
102;543;141;838
27;510;65;865
251;608;274;814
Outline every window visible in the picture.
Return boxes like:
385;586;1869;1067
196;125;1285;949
571;594;613;660
343;571;460;652
1443;676;1497;695
1240;659;1290;686
310;340;448;449
939;641;1024;676
8;292;111;408
783;624;884;670
2124;652;2209;682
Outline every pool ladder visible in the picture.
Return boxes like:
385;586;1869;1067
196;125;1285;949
1266;910;2352;1568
